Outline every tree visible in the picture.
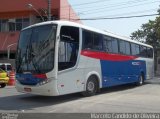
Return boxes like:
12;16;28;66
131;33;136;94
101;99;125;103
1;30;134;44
131;19;160;49
130;9;160;72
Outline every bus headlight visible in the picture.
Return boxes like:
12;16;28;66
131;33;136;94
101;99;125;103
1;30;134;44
37;78;52;86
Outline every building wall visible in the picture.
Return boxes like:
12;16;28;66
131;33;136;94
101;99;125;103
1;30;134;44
0;32;19;52
0;0;82;61
0;0;60;18
59;0;82;24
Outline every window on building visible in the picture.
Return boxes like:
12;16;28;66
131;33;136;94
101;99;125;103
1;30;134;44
23;18;29;28
8;19;16;31
0;53;7;59
16;19;22;31
1;19;8;32
9;53;16;59
0;19;1;32
0;18;29;32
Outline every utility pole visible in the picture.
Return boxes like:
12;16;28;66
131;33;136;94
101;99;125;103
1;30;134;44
48;0;51;21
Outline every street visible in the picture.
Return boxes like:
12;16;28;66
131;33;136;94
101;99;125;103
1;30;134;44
0;77;160;113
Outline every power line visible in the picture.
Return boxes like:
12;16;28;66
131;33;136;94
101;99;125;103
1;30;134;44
62;0;159;17
60;0;143;18
93;9;157;18
74;0;144;10
74;0;146;12
61;8;157;19
79;1;160;16
68;13;159;21
61;0;111;8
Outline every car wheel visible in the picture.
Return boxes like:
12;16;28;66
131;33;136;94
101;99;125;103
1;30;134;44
0;83;6;88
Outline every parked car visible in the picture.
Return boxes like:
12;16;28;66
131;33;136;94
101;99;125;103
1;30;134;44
0;68;9;88
0;63;12;74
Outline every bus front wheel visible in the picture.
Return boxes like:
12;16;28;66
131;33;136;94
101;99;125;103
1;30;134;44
82;76;98;96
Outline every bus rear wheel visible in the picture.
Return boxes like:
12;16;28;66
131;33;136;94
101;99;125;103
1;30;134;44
82;76;98;96
136;74;144;86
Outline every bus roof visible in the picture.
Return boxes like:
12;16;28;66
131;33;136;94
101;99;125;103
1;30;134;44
23;20;153;48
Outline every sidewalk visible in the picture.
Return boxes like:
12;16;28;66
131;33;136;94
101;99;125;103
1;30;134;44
6;86;15;89
146;76;160;85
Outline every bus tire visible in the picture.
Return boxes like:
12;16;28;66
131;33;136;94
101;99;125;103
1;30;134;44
136;74;144;86
0;83;6;88
82;76;98;96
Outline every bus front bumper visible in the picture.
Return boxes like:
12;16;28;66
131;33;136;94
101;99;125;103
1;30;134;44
15;78;59;96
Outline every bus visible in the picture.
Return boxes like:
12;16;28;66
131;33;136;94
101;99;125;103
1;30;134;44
15;21;154;96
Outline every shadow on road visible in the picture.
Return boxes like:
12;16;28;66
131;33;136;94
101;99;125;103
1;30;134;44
99;84;137;95
0;92;82;111
0;81;155;111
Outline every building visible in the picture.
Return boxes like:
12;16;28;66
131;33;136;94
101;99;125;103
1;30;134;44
0;0;81;63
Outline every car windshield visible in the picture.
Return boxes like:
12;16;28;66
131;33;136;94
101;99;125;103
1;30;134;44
16;24;57;73
0;65;5;71
7;65;12;71
0;68;5;73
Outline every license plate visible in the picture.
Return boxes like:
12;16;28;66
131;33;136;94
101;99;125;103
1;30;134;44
24;87;32;92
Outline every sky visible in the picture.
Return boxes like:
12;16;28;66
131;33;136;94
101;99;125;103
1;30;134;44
68;0;160;38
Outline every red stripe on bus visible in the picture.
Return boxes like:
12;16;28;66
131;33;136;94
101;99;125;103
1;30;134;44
33;74;47;79
81;50;138;61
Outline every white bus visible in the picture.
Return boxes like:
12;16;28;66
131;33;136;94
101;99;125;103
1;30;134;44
15;21;154;96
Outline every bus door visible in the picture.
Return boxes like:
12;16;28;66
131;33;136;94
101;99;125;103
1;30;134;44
57;26;84;95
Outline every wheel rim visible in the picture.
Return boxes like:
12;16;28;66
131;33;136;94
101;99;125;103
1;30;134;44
139;76;143;85
87;81;95;92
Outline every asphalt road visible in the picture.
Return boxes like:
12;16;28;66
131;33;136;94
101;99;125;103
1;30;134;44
0;77;160;113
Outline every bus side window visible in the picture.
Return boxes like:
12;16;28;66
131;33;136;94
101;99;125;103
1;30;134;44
58;26;79;71
119;40;126;55
147;48;153;58
131;43;140;56
140;46;147;57
93;33;103;51
103;36;118;54
82;30;93;50
103;36;112;53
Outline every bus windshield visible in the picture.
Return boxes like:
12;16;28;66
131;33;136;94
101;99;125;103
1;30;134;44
16;24;57;73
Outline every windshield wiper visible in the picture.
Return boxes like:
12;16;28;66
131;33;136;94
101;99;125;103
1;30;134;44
16;46;29;73
28;43;41;73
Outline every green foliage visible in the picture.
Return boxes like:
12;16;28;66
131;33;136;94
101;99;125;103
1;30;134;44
130;10;160;49
131;9;160;71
